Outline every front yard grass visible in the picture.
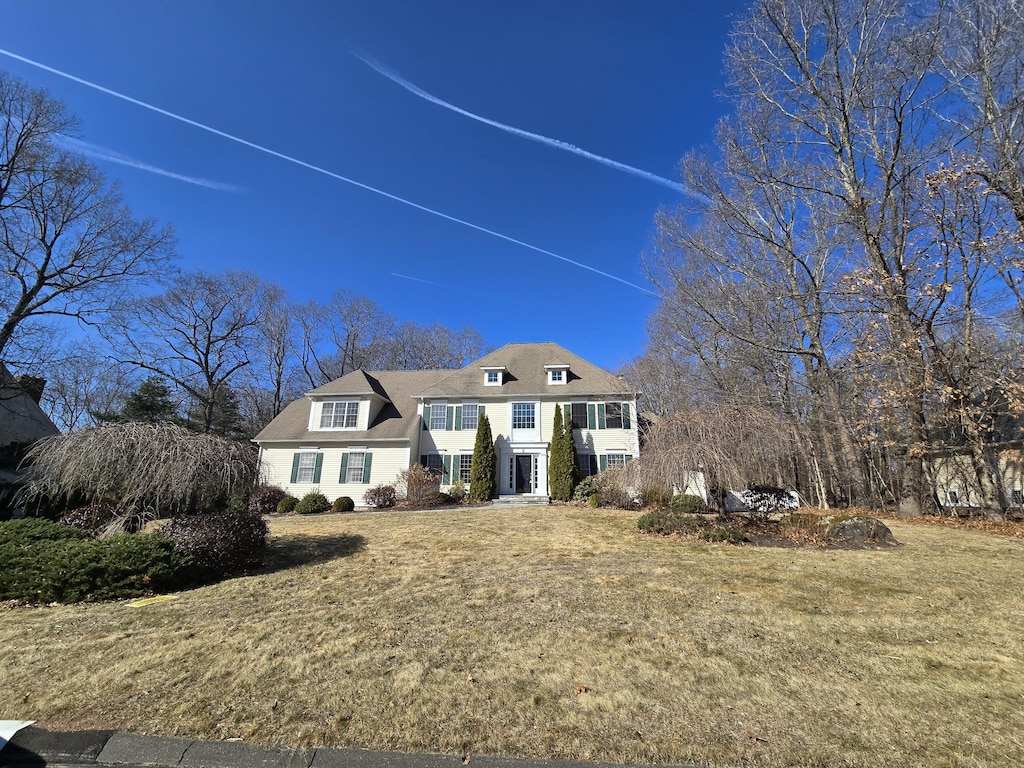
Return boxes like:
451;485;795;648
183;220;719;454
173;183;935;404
2;506;1022;767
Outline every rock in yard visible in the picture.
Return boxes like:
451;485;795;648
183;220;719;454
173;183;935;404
823;516;899;546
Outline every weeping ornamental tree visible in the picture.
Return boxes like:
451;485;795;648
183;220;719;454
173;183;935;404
469;414;497;501
24;423;258;527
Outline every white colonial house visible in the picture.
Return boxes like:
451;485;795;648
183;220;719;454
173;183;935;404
253;342;640;504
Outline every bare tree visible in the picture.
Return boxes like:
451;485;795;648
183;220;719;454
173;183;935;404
109;270;267;434
0;72;175;361
37;342;136;431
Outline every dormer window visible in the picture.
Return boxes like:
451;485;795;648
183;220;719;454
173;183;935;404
545;364;569;385
482;366;505;386
320;400;358;429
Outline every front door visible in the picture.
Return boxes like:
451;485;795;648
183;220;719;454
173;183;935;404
515;454;534;494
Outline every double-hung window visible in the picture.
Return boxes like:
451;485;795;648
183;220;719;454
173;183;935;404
295;451;318;482
605;453;627;469
461;403;479;431
1013;489;1024;507
429;402;447;431
459;455;473;483
570;403;589;429
320;401;358;429
512;402;535;430
605;402;623;429
945;489;961;505
346;452;365;483
424;453;444;476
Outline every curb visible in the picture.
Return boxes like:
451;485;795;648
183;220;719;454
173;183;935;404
0;727;699;768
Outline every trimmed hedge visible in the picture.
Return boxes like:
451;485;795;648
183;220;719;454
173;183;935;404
277;496;298;514
332;496;355;513
163;512;269;576
0;519;191;603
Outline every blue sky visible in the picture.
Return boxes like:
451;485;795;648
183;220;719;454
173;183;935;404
1;1;743;372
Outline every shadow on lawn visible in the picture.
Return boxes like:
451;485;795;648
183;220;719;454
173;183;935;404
260;532;367;572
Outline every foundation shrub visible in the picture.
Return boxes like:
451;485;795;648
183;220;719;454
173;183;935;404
276;496;298;514
332;496;355;513
397;464;441;506
364;484;397;509
448;479;466;503
587;493;600;508
572;475;600;502
249;485;289;517
294;491;330;515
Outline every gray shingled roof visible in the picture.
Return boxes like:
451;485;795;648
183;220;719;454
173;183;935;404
254;369;442;443
253;343;634;444
414;342;632;398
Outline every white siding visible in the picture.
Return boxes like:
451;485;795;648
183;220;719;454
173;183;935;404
259;442;410;506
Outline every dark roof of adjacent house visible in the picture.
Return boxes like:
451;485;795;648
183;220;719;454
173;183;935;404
253;343;634;444
0;364;60;451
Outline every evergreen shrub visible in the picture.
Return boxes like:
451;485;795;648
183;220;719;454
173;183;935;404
276;496;298;514
332;496;355;513
670;494;708;514
294;491;330;515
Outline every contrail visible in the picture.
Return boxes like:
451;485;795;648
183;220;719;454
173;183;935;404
57;136;241;191
0;48;653;295
355;52;684;193
391;272;444;287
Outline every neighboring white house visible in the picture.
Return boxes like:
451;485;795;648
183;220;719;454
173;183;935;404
253;342;640;504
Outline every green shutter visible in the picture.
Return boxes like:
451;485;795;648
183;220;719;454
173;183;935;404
622;403;631;429
454;405;462;431
597;403;607;429
625;454;633;463
587;403;596;430
313;453;323;483
446;406;454;431
423;404;431;430
478;405;485;416
362;453;373;483
599;455;608;472
339;453;349;482
290;453;300;483
563;404;570;425
442;455;452;483
589;455;598;475
419;455;427;466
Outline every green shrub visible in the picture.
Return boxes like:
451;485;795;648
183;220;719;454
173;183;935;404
640;486;672;508
587;493;600;508
332;496;355;513
700;524;748;544
276;495;298;514
249;485;289;516
448;479;466;503
364;484;397;508
294;491;331;515
572;475;600;502
0;520;192;603
163;512;269;575
670;494;708;514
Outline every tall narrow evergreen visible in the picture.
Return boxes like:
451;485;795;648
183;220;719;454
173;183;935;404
469;413;497;501
548;406;575;501
564;408;579;496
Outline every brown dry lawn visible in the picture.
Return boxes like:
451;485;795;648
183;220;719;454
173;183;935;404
2;506;1023;768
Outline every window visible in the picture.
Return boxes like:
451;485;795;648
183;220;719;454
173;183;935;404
459;455;473;483
429;402;447;431
512;402;535;430
945;489;961;506
485;370;501;385
606;453;626;469
1012;489;1023;507
320;400;358;429
578;452;596;478
571;402;589;429
423;453;444;476
296;452;318;483
550;369;563;383
605;402;623;429
346;452;365;483
461;403;479;431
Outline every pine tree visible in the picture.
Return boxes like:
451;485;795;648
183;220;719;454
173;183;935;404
120;377;179;423
469;413;497;501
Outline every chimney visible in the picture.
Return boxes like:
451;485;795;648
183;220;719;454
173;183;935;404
15;375;46;405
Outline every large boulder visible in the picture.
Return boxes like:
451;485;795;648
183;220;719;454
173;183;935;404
781;513;900;546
